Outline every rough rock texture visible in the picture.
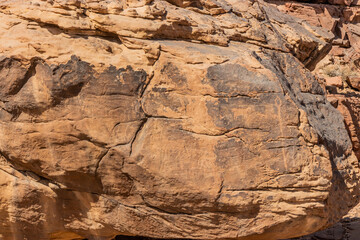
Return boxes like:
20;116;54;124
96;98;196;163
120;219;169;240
268;0;360;150
268;1;360;239
0;0;359;240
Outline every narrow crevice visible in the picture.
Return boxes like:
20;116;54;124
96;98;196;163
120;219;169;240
140;195;193;216
111;120;144;133
144;113;188;120
144;88;280;99
215;178;224;202
129;118;148;156
226;187;328;192
18;169;61;188
140;71;155;99
266;144;302;149
94;148;110;177
68;133;108;148
179;126;269;137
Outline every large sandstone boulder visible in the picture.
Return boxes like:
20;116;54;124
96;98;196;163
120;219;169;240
0;0;359;240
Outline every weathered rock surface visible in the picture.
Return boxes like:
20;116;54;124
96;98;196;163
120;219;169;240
0;0;359;240
268;1;360;239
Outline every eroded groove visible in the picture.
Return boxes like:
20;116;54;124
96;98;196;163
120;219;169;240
179;126;269;137
68;133;108;148
129;118;148;156
215;178;224;203
94;148;110;177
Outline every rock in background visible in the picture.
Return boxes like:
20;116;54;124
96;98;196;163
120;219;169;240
0;0;359;240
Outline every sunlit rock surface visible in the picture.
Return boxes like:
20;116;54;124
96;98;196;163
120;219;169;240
0;0;359;240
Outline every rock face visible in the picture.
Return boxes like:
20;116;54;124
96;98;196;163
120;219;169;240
268;1;360;239
269;1;360;159
0;0;359;240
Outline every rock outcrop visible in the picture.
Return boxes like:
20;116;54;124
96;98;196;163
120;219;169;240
0;0;359;240
268;1;360;239
269;0;360;161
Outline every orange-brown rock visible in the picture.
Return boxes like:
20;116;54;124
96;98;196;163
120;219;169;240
0;1;359;240
347;76;360;90
270;1;360;239
325;76;343;87
269;0;360;162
